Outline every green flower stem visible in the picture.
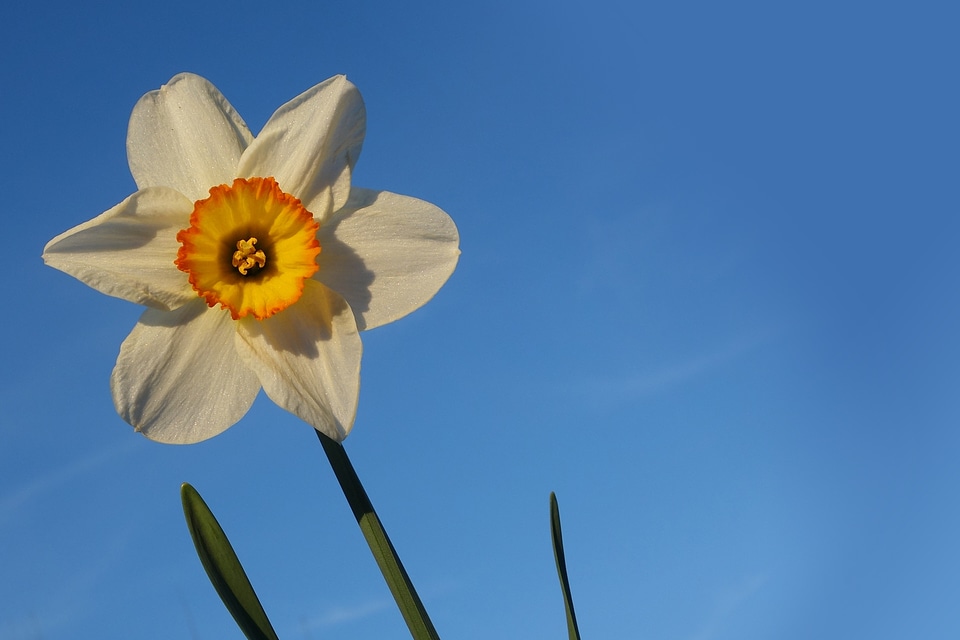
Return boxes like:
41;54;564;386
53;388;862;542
550;492;582;640
316;430;440;640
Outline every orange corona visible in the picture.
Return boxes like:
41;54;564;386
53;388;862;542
176;177;321;320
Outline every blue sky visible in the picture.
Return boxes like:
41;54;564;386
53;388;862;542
2;0;959;638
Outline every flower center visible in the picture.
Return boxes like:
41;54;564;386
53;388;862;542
176;177;321;320
232;237;266;275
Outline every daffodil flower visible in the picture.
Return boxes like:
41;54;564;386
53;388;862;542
43;73;460;444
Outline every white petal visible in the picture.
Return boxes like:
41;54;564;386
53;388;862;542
238;75;365;222
111;300;261;444
43;187;196;310
315;188;460;330
234;280;361;441
127;73;253;200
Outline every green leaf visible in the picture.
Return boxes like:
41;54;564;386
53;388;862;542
180;483;280;640
550;492;582;640
316;430;440;640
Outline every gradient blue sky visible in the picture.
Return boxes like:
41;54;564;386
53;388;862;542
3;1;959;638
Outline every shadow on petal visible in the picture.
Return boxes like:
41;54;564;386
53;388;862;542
45;188;190;255
138;297;209;328
244;280;355;358
315;190;378;329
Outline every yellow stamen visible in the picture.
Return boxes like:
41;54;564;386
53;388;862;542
176;177;321;320
232;237;266;275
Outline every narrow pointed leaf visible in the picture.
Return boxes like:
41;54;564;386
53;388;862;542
316;430;440;640
550;492;582;640
181;483;280;640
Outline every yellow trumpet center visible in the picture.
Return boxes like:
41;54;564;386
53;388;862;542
176;177;321;320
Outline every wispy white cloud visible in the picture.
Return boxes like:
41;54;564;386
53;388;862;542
575;331;776;405
0;438;141;526
0;612;48;640
0;528;131;639
294;577;458;636
687;573;767;640
297;597;394;632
